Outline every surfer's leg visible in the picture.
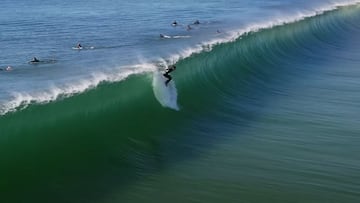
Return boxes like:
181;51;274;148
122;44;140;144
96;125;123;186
165;75;172;86
163;72;171;85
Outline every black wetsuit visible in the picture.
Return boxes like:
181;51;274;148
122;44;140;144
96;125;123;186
31;58;40;63
163;65;176;86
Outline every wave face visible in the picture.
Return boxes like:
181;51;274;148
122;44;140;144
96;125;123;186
1;4;360;203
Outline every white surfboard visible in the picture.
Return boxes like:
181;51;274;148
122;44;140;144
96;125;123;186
72;47;83;50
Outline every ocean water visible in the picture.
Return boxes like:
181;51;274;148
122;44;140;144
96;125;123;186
1;0;360;202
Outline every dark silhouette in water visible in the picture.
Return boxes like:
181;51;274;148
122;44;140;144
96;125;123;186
163;65;176;86
30;57;40;63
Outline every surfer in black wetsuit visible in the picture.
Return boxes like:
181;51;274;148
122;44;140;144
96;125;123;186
30;57;40;63
163;65;176;86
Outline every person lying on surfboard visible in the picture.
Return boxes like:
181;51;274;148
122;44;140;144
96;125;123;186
163;65;176;86
76;43;82;48
171;21;178;26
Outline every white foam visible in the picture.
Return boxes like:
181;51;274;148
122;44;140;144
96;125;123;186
0;64;156;116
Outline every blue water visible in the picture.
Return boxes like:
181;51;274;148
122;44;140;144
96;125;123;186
1;1;360;202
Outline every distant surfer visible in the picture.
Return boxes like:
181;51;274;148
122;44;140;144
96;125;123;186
30;57;40;63
76;43;82;49
0;66;12;71
187;25;192;31
160;34;165;38
193;20;200;25
163;65;176;86
171;20;178;26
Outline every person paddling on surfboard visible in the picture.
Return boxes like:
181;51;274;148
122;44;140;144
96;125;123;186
163;65;176;86
30;57;40;63
171;20;178;26
0;66;12;71
77;43;82;49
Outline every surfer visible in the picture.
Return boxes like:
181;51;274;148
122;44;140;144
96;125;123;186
187;25;192;31
0;66;12;71
76;43;82;48
30;57;40;63
160;34;165;38
6;66;12;71
163;65;176;86
171;20;178;26
193;20;200;25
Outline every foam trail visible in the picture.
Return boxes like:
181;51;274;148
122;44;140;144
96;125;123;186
152;71;179;111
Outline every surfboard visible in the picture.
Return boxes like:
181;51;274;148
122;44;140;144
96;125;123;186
72;46;94;50
72;47;83;50
28;61;40;64
160;34;171;39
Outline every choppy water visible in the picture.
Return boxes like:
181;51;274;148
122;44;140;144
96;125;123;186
1;1;360;203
